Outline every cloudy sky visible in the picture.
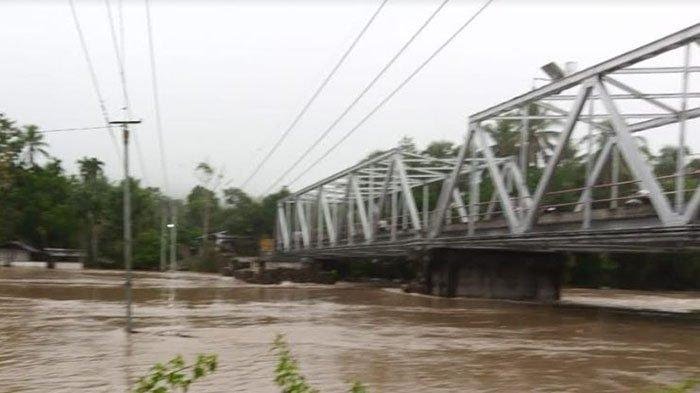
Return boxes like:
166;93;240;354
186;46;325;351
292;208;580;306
0;0;698;198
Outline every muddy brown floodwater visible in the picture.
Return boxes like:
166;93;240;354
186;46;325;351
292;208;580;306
0;266;698;392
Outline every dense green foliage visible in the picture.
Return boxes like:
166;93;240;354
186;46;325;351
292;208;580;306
133;354;217;393
0;112;288;270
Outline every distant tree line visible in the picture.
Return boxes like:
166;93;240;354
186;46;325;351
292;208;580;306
0;112;288;271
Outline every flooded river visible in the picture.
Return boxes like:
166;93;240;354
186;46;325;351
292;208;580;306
0;267;698;392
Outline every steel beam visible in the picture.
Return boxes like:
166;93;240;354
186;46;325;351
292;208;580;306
477;126;520;232
351;175;372;242
394;155;422;231
521;83;591;232
283;148;398;202
471;23;700;122
574;138;614;212
373;159;395;237
677;44;691;212
277;205;290;251
390;190;398;241
506;160;532;209
346;175;354;245
320;189;337;246
295;200;310;248
429;128;473;238
316;189;324;247
602;76;678;113
596;78;683;226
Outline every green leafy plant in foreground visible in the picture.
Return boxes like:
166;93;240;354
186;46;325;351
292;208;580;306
650;378;699;393
133;354;217;393
271;334;318;393
271;334;368;393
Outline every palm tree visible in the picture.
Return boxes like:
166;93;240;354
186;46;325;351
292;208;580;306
195;162;219;255
78;157;105;181
483;103;568;165
77;157;106;267
577;120;652;165
22;125;49;166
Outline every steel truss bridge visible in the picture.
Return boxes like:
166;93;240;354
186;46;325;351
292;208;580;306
275;24;700;259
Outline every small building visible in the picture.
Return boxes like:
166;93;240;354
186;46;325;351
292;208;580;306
196;231;257;256
0;241;41;266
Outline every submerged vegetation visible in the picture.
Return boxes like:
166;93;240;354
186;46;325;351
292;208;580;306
133;354;217;393
271;334;368;393
651;378;699;393
131;336;369;393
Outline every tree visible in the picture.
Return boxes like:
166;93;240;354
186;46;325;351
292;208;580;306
483;104;569;164
77;157;107;267
655;145;700;176
398;135;417;153
21;125;49;166
221;187;259;236
195;162;218;255
223;187;253;208
422;141;457;158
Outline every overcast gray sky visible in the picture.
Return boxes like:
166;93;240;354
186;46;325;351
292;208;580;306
0;0;698;198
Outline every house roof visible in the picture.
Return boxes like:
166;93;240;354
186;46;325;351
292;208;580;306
1;241;41;254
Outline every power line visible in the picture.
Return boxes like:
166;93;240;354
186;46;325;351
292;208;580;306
263;0;452;194
284;0;495;189
104;0;131;117
118;0;125;60
232;0;390;190
67;0;121;159
144;0;170;194
39;125;111;134
105;0;150;183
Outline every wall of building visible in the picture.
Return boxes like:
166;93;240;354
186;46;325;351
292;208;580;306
0;249;30;266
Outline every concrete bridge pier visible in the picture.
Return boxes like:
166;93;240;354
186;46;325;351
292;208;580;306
421;249;563;302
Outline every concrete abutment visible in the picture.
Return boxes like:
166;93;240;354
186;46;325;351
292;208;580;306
416;249;563;302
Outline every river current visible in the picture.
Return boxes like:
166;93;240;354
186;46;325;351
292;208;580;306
0;266;698;392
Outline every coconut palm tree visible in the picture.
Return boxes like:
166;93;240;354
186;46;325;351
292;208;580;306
77;157;106;267
195;162;221;255
22;125;49;166
78;157;105;181
482;103;570;165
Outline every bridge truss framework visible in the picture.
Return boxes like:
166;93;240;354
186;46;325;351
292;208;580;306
275;24;700;258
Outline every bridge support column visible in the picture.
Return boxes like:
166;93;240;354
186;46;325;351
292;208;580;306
424;249;563;302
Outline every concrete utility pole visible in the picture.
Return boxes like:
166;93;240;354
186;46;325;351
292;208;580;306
160;199;167;271
110;119;141;333
169;201;177;271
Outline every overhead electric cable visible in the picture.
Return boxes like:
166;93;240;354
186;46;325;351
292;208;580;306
67;0;121;159
282;0;495;190
233;0;390;189
263;0;453;193
118;0;125;60
104;0;131;116
105;0;150;183
144;0;170;193
39;125;112;134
